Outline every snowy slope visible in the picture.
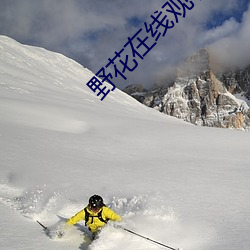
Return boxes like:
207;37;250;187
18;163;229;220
0;36;250;250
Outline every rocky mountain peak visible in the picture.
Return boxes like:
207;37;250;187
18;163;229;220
177;48;210;78
217;66;250;100
123;49;250;130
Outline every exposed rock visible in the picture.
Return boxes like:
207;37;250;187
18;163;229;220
123;84;147;103
123;84;147;95
123;49;250;130
217;66;250;99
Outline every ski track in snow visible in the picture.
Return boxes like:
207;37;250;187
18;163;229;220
0;180;211;250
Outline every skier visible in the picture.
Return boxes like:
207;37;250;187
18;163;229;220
66;194;122;239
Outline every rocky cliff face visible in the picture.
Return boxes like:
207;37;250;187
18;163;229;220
123;49;250;130
217;66;250;100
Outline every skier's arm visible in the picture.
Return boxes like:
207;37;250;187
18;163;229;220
67;209;85;225
104;207;122;222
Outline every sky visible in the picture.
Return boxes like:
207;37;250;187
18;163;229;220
0;0;250;89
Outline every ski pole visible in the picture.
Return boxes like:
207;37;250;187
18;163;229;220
122;227;180;250
37;220;48;231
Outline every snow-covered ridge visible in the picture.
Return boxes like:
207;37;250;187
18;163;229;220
0;35;155;133
0;35;148;105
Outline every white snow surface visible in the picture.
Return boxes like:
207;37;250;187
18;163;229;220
0;35;250;250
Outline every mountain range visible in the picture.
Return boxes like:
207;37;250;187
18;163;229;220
123;49;250;130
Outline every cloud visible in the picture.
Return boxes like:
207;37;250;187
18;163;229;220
209;2;250;69
200;18;240;45
0;0;249;89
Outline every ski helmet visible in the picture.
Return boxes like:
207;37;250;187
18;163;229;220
89;195;104;210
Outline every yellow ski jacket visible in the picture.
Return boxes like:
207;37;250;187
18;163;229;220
67;206;121;233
